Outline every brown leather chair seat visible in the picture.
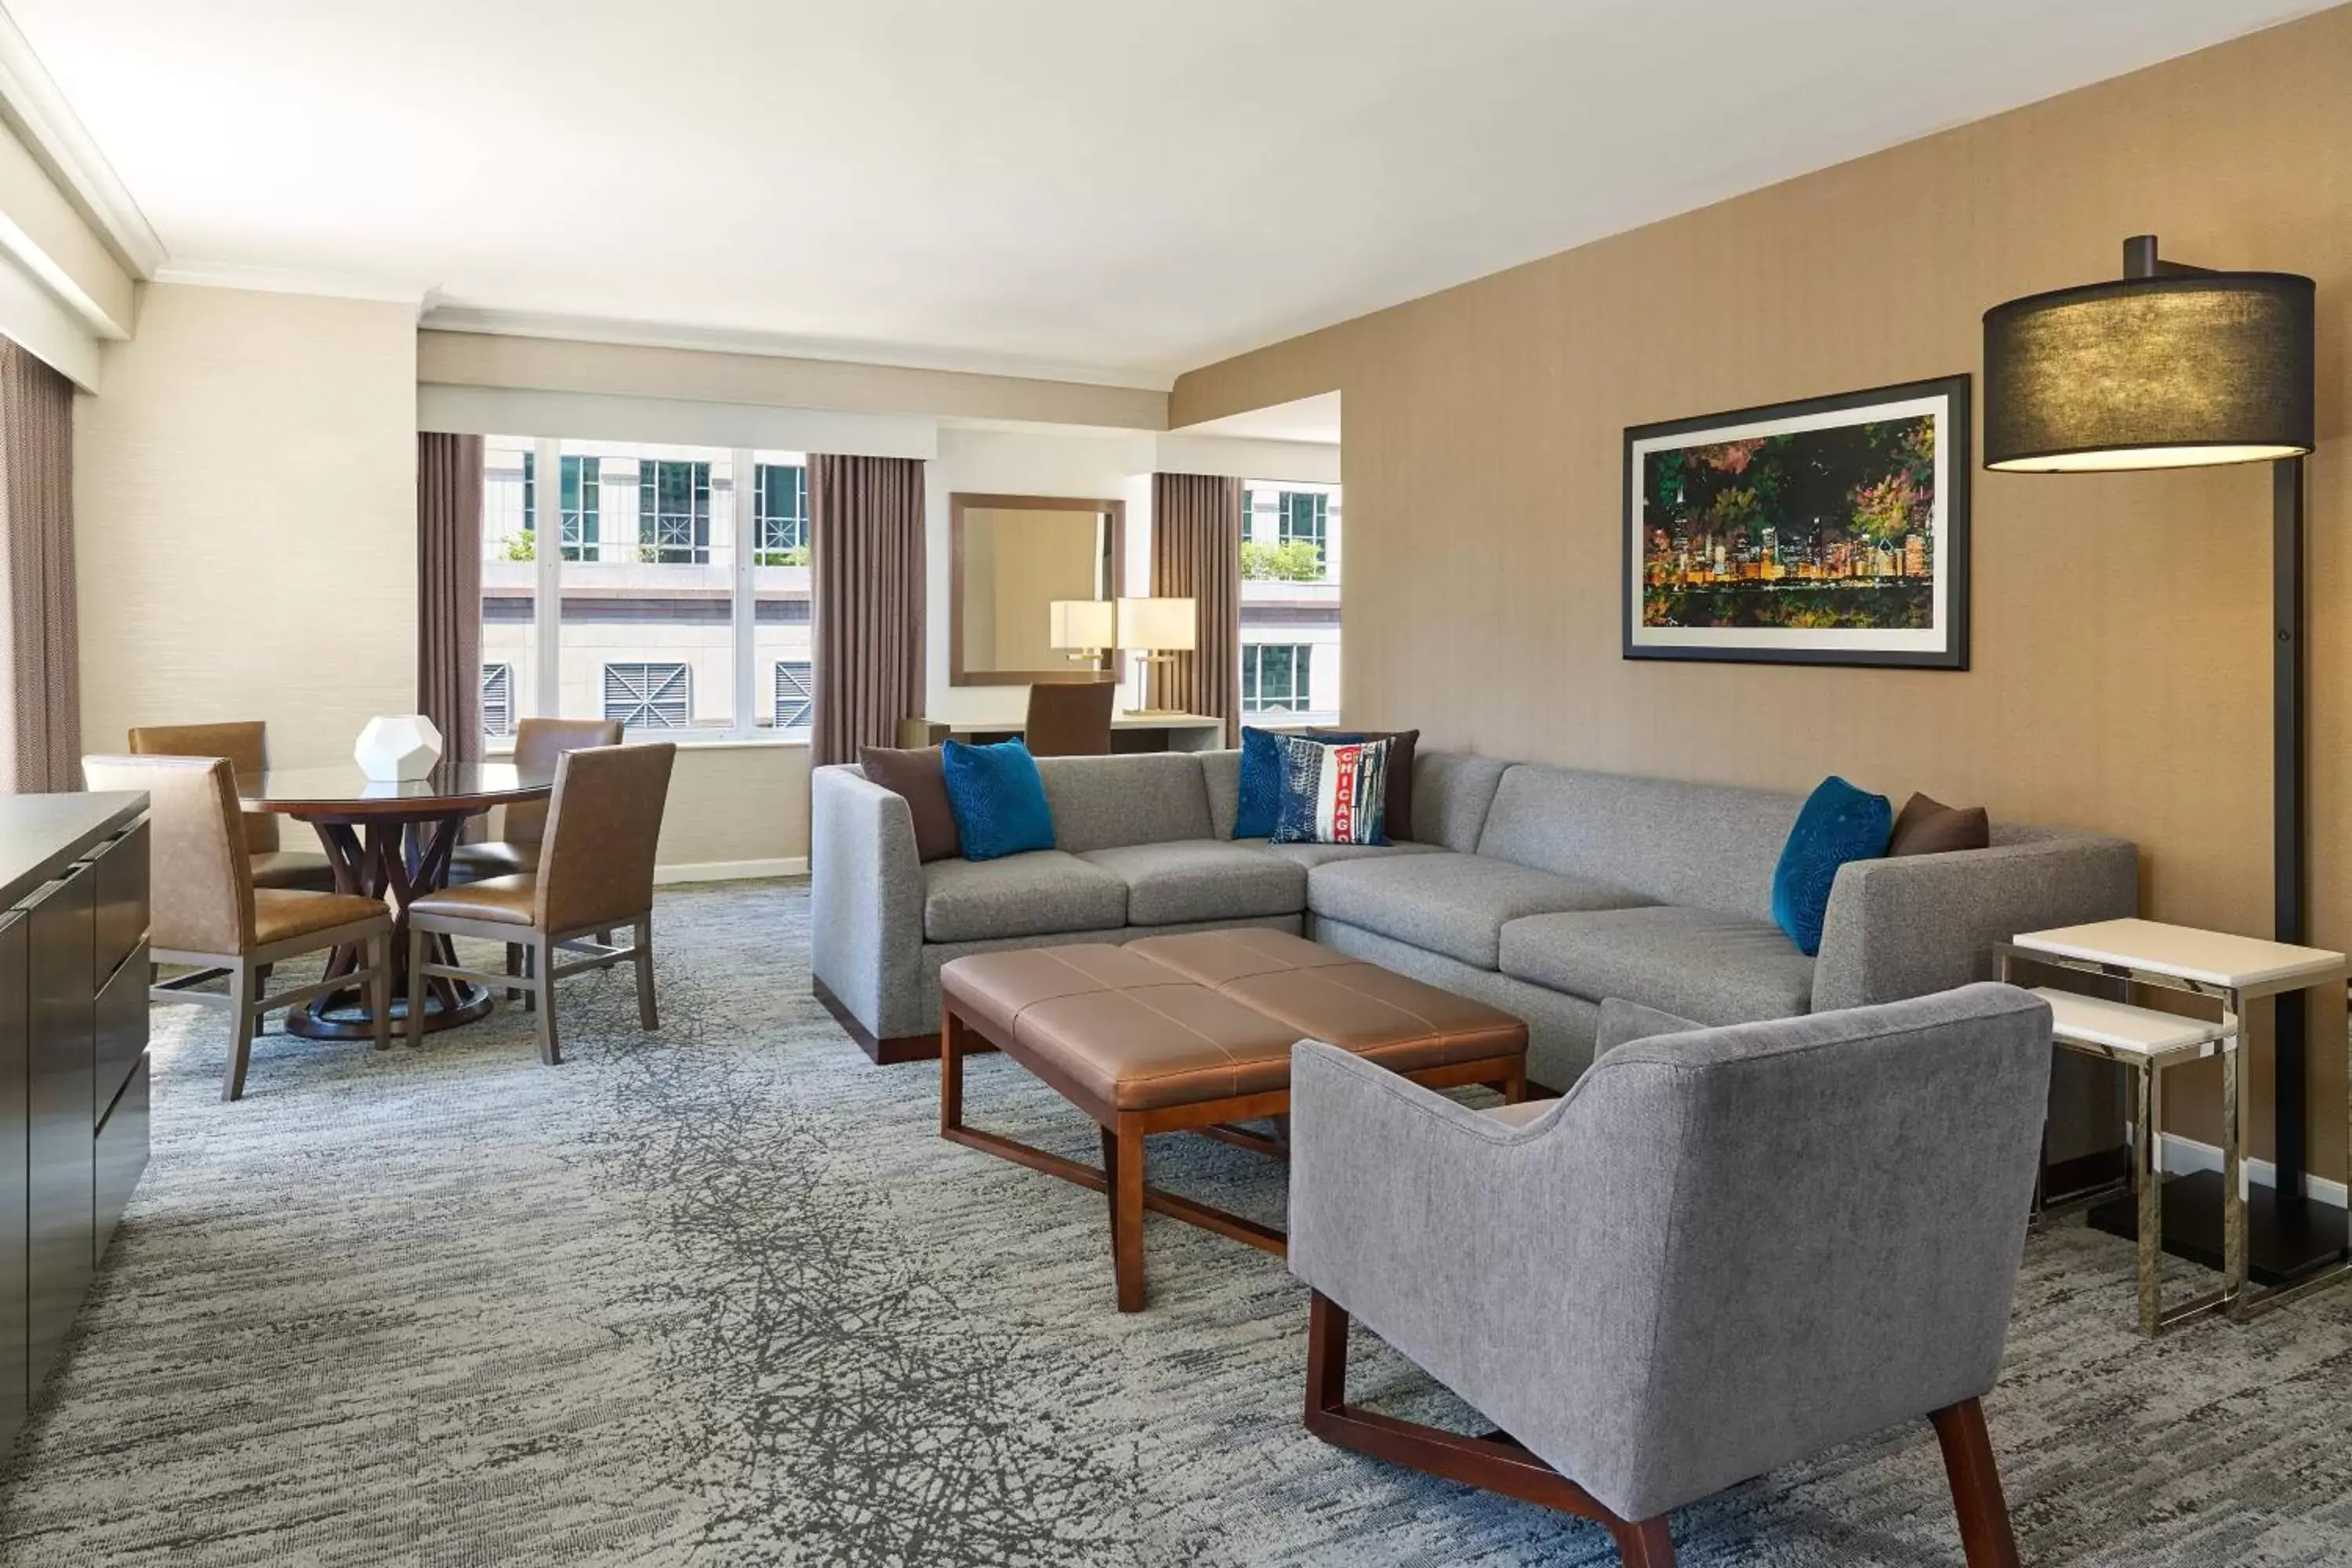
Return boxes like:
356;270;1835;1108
251;889;390;946
411;875;537;926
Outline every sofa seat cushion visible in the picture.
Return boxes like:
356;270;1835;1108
1308;852;1651;970
923;851;1126;943
1498;905;1816;1025
1250;837;1449;869
1077;840;1306;926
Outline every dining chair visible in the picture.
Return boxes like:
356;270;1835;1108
82;755;394;1101
450;717;623;880
1023;680;1118;757
127;720;336;891
405;742;676;1066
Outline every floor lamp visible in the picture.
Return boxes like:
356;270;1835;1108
1983;234;2337;1279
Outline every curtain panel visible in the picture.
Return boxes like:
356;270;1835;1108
416;432;485;766
1149;473;1243;746
810;454;926;768
0;339;78;793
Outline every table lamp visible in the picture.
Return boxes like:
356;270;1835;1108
1983;234;2327;1279
1116;597;1196;715
1047;599;1116;662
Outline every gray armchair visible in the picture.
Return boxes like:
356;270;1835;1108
1287;982;2053;1567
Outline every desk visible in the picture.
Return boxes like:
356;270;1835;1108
897;713;1227;753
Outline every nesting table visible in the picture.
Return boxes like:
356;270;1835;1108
2003;918;2350;1333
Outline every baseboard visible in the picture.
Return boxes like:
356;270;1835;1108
653;857;807;885
2159;1131;2350;1210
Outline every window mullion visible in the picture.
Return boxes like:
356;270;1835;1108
731;448;756;739
533;435;561;721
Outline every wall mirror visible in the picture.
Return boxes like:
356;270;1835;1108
949;492;1124;686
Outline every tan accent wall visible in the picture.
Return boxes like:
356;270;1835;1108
75;285;420;839
655;744;810;871
1170;6;2352;1171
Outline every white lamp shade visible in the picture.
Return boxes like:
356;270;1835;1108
1048;598;1116;650
1116;597;1196;652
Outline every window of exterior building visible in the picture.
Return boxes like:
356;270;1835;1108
480;663;514;739
604;662;692;728
1242;644;1312;714
483;437;812;742
756;463;808;564
774;661;813;732
1278;490;1328;570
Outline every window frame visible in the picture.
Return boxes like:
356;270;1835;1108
507;438;797;746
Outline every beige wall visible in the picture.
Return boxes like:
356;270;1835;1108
1170;6;2352;1170
76;285;419;789
655;744;809;872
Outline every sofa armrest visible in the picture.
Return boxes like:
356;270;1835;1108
1812;833;2138;1013
810;764;929;1041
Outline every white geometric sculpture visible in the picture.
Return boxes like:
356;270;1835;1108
354;714;444;782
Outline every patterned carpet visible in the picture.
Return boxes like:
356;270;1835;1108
3;880;2350;1566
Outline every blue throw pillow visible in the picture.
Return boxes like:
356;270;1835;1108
940;739;1054;862
1770;776;1893;956
1269;733;1392;846
1234;727;1359;839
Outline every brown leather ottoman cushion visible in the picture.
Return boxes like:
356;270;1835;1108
941;931;1526;1113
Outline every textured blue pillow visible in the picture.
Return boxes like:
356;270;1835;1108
940;739;1054;861
1234;727;1359;839
1270;733;1391;846
1770;776;1893;956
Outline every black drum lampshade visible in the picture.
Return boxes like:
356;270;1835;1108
1983;264;2314;472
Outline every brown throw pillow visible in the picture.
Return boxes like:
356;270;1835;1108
1308;727;1419;841
860;746;961;862
1888;792;1991;857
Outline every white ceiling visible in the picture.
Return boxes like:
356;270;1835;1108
6;0;2325;387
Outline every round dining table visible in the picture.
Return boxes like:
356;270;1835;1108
240;760;556;1040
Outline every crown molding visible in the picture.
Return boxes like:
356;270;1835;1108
151;260;433;309
0;2;163;278
416;305;1175;394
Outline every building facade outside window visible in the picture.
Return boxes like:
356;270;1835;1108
1240;479;1341;726
480;663;514;739
774;661;813;729
480;436;815;745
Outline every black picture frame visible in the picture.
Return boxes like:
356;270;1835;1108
1621;374;1971;670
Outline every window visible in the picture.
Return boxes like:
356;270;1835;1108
774;661;813;731
640;459;712;564
480;663;514;739
756;463;808;564
604;662;692;728
560;456;600;561
1243;644;1312;714
1278;490;1328;570
481;437;812;742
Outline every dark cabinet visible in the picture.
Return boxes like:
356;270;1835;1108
0;794;148;1455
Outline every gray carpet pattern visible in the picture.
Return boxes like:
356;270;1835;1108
3;880;2350;1566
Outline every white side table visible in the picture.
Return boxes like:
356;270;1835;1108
2002;918;2350;1327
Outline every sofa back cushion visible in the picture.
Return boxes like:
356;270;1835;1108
1475;764;1803;924
1036;753;1214;853
1202;749;1243;839
1411;751;1512;853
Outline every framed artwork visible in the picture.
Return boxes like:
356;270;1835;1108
1622;375;1970;670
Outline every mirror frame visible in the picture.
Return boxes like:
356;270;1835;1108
948;492;1126;687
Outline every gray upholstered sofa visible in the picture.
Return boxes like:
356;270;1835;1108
810;747;2138;1089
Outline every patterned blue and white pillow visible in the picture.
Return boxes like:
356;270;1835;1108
1269;733;1391;846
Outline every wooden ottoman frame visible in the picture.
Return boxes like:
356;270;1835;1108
939;985;1526;1314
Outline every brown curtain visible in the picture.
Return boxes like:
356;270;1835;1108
0;340;78;793
417;432;484;766
1149;473;1243;746
810;454;927;767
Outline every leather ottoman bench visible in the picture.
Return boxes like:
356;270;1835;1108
938;928;1529;1312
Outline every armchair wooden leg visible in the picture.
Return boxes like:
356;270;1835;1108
1112;1117;1145;1312
222;960;256;1102
368;932;391;1051
406;924;430;1045
532;936;561;1065
633;910;657;1030
1931;1399;2020;1568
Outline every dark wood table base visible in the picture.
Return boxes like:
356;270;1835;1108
939;1000;1527;1312
285;814;492;1040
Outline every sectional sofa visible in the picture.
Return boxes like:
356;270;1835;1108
810;748;2138;1105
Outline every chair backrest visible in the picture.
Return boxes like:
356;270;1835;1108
1023;681;1117;758
534;742;677;934
503;717;624;844
1472;983;2052;1521
128;720;279;855
82;754;254;953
